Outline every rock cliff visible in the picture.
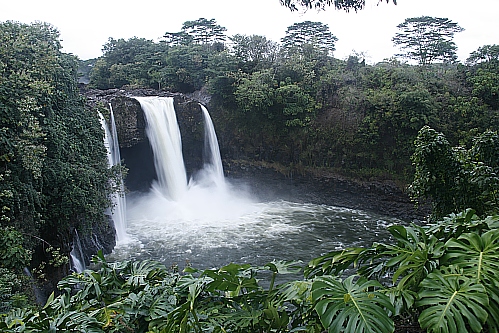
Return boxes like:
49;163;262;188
84;88;209;191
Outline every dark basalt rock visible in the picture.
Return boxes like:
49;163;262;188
84;88;209;191
75;87;210;274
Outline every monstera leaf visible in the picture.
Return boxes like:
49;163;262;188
305;247;367;278
125;260;168;287
445;229;499;286
444;229;499;332
311;275;394;333
383;225;444;290
417;267;489;333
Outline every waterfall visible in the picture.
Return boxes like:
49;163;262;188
135;96;188;200
99;108;128;243
70;230;86;273
200;104;225;188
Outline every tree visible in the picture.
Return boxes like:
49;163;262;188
230;34;279;72
467;44;499;65
162;31;191;46
409;126;499;219
392;16;464;65
280;0;396;12
281;21;338;56
0;21;113;293
180;18;227;45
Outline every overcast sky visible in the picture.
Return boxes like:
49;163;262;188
1;0;498;64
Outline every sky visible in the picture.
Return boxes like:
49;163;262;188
1;0;498;64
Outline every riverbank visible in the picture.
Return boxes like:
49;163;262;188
224;159;429;223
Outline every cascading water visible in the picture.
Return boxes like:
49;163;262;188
110;96;403;270
199;103;225;188
70;230;86;273
135;97;188;200
99;108;128;243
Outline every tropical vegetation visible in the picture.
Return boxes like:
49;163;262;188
2;208;499;332
0;20;116;312
1;5;499;332
85;15;498;183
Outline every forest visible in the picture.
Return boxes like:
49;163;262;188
1;5;499;332
83;17;499;183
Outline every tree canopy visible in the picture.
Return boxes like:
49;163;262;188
392;16;464;65
467;44;499;66
0;20;113;296
281;21;338;56
164;18;227;46
280;0;396;11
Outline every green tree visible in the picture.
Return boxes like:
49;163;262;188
281;21;338;57
393;16;464;65
180;18;227;46
466;48;499;110
89;37;160;89
162;31;191;46
234;69;277;117
466;44;499;66
0;21;113;292
230;34;279;72
409;126;499;219
280;0;396;12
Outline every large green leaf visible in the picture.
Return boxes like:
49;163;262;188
445;229;499;285
417;268;488;333
202;263;260;297
382;225;443;289
305;247;366;278
312;275;394;333
444;229;499;332
426;209;489;241
125;260;167;287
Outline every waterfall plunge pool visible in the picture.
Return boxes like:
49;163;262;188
105;96;403;271
108;177;402;271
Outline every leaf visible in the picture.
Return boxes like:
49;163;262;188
264;259;303;275
305;247;366;278
484;214;499;229
125;260;167;287
381;225;443;289
312;275;395;333
43;291;55;310
445;229;499;285
417;268;488;333
202;263;260;296
444;229;499;331
383;286;418;316
277;280;313;304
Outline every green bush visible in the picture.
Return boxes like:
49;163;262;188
2;211;498;332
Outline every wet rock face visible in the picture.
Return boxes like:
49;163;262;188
84;88;209;191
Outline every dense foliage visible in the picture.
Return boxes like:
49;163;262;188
393;16;464;65
87;17;499;182
0;21;114;311
280;0;396;12
1;11;499;332
1;210;498;332
410;126;499;219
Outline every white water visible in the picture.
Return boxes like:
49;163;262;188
99;108;128;243
135;97;188;200
70;230;86;273
199;103;225;189
109;97;402;269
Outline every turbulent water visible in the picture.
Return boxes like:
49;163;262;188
107;96;401;270
109;182;400;270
